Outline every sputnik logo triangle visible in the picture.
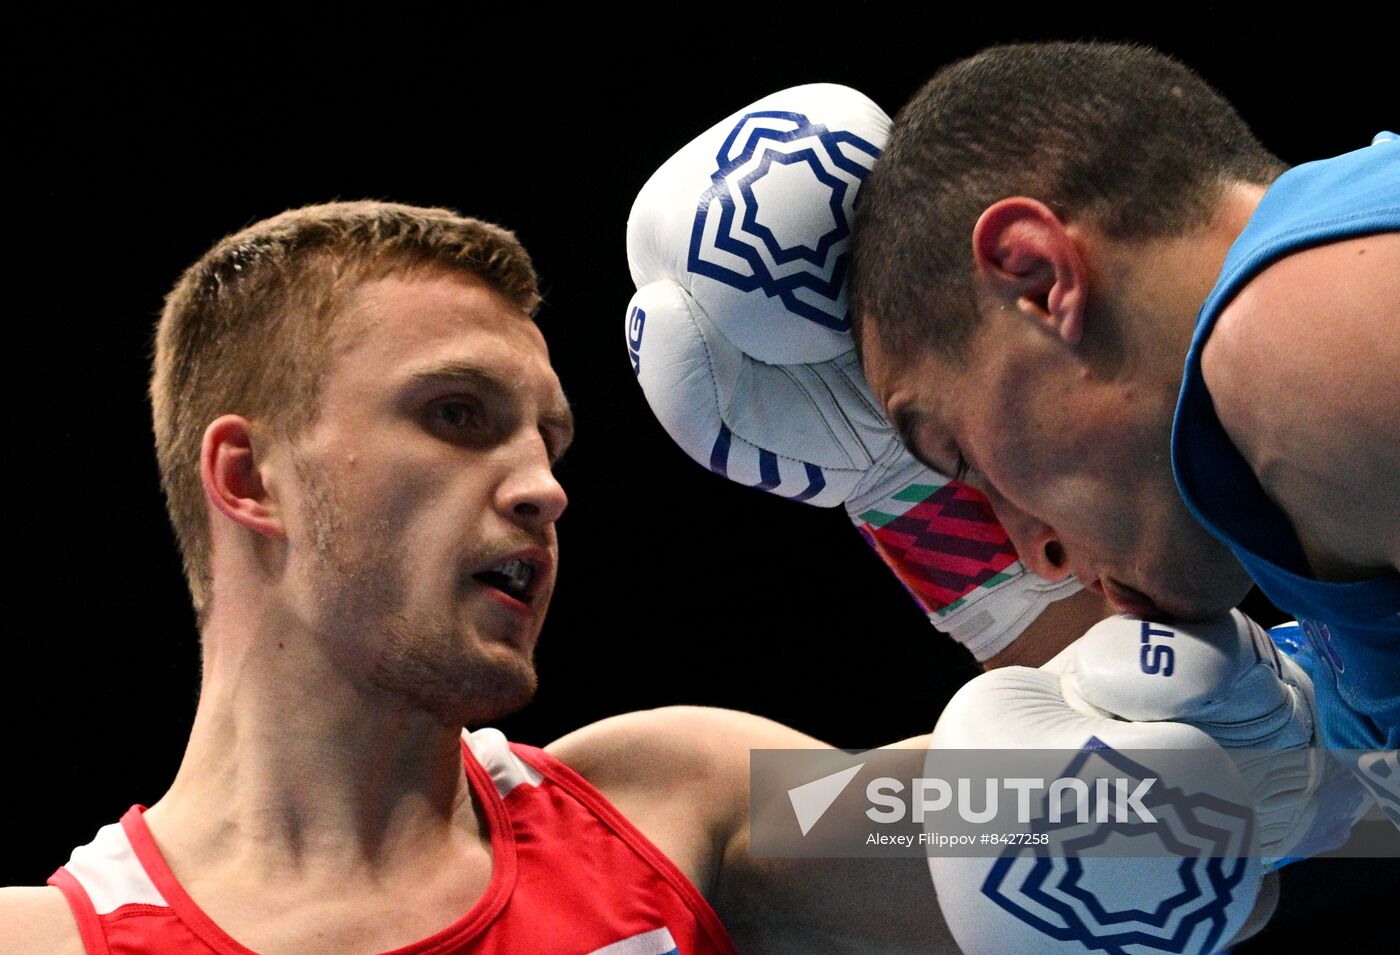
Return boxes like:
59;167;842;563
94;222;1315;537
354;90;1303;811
788;763;865;836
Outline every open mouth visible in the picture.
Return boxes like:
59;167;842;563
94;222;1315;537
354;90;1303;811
473;558;536;603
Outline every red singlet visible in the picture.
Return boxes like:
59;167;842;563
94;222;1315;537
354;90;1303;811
48;729;738;955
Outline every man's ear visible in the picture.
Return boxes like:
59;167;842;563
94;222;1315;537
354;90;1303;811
201;415;284;538
971;197;1087;346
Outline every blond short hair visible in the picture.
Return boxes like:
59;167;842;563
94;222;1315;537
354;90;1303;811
151;200;541;619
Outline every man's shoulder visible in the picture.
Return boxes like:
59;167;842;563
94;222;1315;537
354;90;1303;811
546;706;820;807
544;707;826;896
0;885;85;955
1203;232;1400;575
1204;231;1399;404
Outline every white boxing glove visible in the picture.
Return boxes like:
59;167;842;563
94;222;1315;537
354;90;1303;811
927;611;1329;954
624;84;1079;661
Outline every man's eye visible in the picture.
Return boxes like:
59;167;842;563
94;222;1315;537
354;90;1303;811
434;399;484;431
953;452;971;484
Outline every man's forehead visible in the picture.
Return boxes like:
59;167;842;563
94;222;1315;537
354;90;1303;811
860;328;969;457
859;323;935;414
329;271;566;406
341;273;545;364
348;271;535;339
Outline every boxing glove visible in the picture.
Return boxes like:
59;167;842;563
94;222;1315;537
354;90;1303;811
927;611;1328;954
624;84;1079;661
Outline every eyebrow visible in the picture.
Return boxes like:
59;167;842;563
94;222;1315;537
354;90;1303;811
407;360;576;455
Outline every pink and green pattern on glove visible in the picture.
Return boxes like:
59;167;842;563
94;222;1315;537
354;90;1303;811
853;480;1018;617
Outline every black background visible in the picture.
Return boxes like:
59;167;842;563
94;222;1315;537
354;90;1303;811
11;12;1397;951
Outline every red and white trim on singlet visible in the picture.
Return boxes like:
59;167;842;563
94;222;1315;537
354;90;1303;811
49;729;737;955
48;817;167;955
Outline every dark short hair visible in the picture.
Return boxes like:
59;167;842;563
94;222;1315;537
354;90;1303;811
153;201;540;618
850;41;1285;362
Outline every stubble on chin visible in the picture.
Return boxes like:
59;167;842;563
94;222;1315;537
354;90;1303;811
291;451;538;728
372;610;539;729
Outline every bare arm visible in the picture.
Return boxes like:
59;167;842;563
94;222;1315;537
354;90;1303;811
1203;232;1400;580
549;706;952;953
0;886;84;955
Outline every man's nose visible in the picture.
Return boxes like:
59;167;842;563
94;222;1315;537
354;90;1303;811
498;438;568;529
986;494;1073;583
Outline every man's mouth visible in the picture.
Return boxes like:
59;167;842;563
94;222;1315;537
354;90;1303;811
1099;577;1160;617
473;557;538;604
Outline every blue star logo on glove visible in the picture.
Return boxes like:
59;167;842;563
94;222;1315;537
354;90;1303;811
687;110;881;332
980;740;1256;955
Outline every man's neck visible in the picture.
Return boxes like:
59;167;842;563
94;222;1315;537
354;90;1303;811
1093;182;1267;383
143;601;487;916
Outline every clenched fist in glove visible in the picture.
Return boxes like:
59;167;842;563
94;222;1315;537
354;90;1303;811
625;84;1079;660
927;611;1368;954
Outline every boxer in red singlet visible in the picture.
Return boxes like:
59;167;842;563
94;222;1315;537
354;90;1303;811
0;202;944;955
